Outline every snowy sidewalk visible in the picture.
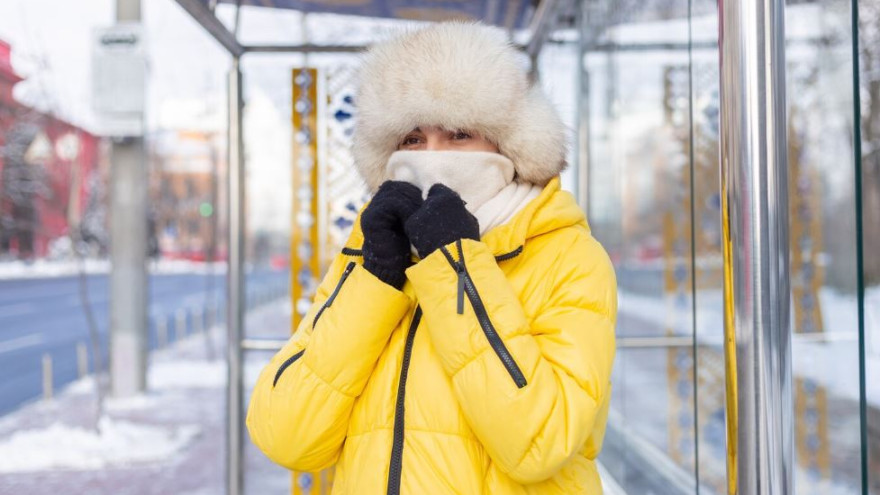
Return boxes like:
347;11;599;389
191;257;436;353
0;258;229;280
0;299;292;495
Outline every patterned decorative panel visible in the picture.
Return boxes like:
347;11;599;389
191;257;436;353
788;105;830;486
291;68;320;329
322;64;369;265
661;65;696;469
289;66;365;493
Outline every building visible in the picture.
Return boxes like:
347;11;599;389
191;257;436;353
149;96;227;262
0;39;103;259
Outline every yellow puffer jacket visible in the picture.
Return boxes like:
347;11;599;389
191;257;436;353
247;177;617;494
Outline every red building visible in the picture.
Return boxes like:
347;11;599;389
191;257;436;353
0;39;103;259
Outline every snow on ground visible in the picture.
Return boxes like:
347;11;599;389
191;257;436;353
0;298;291;494
148;359;227;390
0;259;229;280
618;284;880;408
0;341;218;474
0;258;111;280
0;417;199;473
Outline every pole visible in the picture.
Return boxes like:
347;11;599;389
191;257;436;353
226;56;245;495
718;0;792;492
77;342;88;378
42;353;53;400
109;0;148;397
575;0;592;215
109;0;146;397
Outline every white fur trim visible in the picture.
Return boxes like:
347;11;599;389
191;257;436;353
353;21;567;192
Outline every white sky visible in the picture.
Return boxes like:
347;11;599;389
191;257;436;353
0;0;230;131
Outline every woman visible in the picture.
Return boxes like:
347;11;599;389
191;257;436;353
247;22;617;494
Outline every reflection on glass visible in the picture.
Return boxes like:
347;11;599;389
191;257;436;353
583;0;870;493
784;1;863;493
583;1;700;492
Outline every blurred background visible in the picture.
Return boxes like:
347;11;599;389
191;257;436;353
0;0;877;494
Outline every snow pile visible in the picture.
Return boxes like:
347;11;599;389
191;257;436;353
104;394;161;412
0;417;199;473
148;359;226;390
148;259;228;275
0;258;233;280
64;359;227;397
0;259;110;280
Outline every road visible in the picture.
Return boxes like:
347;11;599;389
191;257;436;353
0;268;289;416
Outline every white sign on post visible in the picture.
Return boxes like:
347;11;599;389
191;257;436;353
92;23;146;137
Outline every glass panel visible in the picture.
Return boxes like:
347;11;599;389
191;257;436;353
240;53;298;494
537;42;580;194
240;53;367;493
583;1;700;492
689;1;728;492
784;0;864;492
585;0;872;492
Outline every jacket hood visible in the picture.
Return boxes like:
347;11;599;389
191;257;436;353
344;176;587;257
353;22;568;193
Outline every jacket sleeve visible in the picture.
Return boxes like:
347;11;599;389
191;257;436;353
246;254;413;471
405;235;617;484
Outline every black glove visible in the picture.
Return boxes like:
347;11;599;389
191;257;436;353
360;180;423;289
404;183;479;259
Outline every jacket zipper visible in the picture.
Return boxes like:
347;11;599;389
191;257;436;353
272;261;356;388
494;245;523;262
386;306;422;495
272;349;304;387
440;240;528;389
341;247;363;257
312;261;357;328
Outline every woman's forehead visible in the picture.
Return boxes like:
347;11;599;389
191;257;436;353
406;125;471;134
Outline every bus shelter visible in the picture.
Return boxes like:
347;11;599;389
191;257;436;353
172;1;799;494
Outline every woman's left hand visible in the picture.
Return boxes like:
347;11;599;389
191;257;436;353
405;183;479;259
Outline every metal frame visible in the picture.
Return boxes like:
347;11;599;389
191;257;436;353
575;0;795;491
718;0;792;492
175;0;245;56
170;2;565;494
225;56;245;495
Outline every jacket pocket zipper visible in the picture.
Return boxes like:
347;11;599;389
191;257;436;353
312;261;357;329
272;349;304;387
440;240;528;389
273;261;356;388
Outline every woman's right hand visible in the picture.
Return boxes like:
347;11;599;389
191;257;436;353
360;180;423;289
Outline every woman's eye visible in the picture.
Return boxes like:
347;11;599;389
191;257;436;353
453;131;472;140
401;136;420;146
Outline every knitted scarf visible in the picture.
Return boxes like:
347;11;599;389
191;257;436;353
387;150;541;237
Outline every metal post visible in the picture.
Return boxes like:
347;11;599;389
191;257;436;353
718;0;792;493
157;316;168;348
77;342;88;378
194;306;204;333
226;56;245;495
575;0;592;214
206;302;215;330
176;308;187;340
109;0;147;398
42;353;53;400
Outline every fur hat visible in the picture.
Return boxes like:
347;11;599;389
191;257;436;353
353;21;568;192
